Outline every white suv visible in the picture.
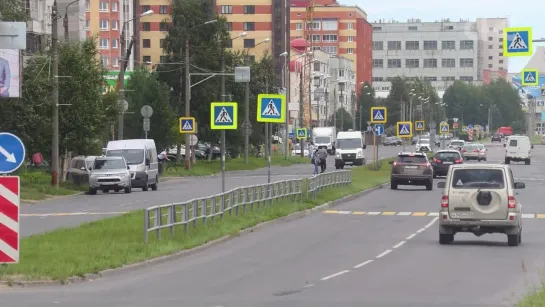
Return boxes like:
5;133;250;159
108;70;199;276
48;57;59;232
437;164;525;246
504;135;533;165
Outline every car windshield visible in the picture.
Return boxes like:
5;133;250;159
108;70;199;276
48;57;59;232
314;136;330;143
396;155;427;163
93;159;126;170
418;139;430;144
435;152;460;160
106;149;144;165
450;141;463;146
451;169;505;189
337;138;361;149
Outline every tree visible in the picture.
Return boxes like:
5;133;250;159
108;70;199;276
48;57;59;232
354;82;375;131
328;108;353;131
123;69;177;150
0;0;27;21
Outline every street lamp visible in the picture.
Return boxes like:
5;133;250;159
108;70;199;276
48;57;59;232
279;51;289;159
117;9;154;140
62;0;79;42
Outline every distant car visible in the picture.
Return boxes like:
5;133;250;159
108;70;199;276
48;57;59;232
415;138;431;152
88;156;132;195
389;152;433;190
476;143;487;161
448;140;465;151
431;150;463;177
383;136;398;146
437;164;525;246
491;133;503;142
461;143;483;161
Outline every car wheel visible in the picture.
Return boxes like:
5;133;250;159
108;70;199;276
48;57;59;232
151;176;158;191
335;166;341;169
426;180;433;191
88;188;97;195
505;158;510;164
390;180;398;190
439;233;453;244
124;186;132;194
142;177;149;191
525;159;530;165
114;189;120;192
103;189;109;193
507;233;520;246
518;230;522;243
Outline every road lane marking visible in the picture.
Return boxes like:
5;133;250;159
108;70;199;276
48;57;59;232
416;228;426;233
320;270;350;281
406;233;417;240
522;214;535;219
21;211;128;217
303;284;315;288
376;249;392;258
397;212;413;216
322;210;545;219
382;211;396;215
392;241;406;249
536;214;545;219
337;210;352;214
412;212;427;216
424;217;439;228
352;211;366;215
366;212;381;215
353;260;373;269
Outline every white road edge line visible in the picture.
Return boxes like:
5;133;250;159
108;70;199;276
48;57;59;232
376;249;392;258
320;270;350;281
406;233;417;240
416;228;426;233
353;259;373;269
303;284;315;288
424;217;439;228
392;241;406;249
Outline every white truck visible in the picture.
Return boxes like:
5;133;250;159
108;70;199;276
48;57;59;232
335;130;366;169
312;126;336;154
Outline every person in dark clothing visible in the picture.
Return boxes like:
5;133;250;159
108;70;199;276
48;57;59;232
317;147;328;173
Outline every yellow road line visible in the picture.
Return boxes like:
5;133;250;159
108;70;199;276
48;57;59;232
411;212;428;216
536;214;545;219
382;212;396;215
352;211;366;215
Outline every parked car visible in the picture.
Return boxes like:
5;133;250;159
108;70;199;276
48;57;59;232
383;136;399;146
67;155;98;185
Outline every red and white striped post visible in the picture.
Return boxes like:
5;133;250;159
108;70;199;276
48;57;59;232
0;176;20;264
468;129;473;141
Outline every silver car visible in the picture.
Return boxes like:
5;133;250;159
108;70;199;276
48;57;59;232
88;156;132;195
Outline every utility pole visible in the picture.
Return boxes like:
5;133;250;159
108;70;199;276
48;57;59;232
244;55;250;164
299;65;304;157
220;48;226;192
184;39;191;169
265;76;269;158
352;91;356;130
117;24;134;140
308;74;312;131
333;86;337;128
51;1;60;188
283;55;290;159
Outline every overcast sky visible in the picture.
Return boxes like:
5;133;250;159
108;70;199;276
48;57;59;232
343;0;545;73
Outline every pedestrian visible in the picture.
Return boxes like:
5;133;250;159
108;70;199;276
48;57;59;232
317;147;328;173
312;149;320;175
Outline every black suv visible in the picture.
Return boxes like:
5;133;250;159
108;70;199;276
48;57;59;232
491;133;503;142
389;152;434;190
431;149;463;177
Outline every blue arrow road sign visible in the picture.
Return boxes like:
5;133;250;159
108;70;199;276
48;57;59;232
374;124;384;136
467;124;473;130
0;132;26;174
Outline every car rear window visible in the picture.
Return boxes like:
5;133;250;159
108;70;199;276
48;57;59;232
435;152;460;160
451;169;505;189
464;144;478;150
396;155;427;163
450;141;463;146
509;139;518;146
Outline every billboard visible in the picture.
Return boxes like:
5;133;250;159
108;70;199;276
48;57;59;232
0;49;21;98
511;74;544;98
103;71;132;95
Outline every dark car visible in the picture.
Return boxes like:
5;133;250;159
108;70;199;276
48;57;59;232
431;150;463;178
389;152;434;190
491;133;503;142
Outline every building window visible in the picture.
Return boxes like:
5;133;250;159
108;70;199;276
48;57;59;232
423;40;437;50
313;62;320;71
111;20;118;30
85;19;89;29
141;5;150;14
405;59;419;68
85;0;89;11
160;23;169;31
322;46;337;55
460;40;474;50
423;76;437;81
373;26;382;31
387;59;401;68
322;20;338;30
100;56;109;67
346;48;354;54
221;5;232;14
249;55;256;63
372;41;383;50
347;23;354;30
243;5;255;14
295;23;302;30
442;40;455;50
112;39;118;48
442;76;455;81
423;59;437;68
112;57;119;67
111;2;118;11
99;1;108;12
442;58;456;68
498;52;503;56
488;56;493;60
244;39;255;48
143;56;151;63
142;22;150;31
499;66;504;70
159;5;168;14
488;64;493;68
488;45;493;49
499;37;503;42
498;45;502;49
347;36;354;42
142;39;150;48
308;34;320;42
460;76;474;81
99;38;108;49
322;34;337;42
244;22;255;31
443;25;454;30
489;27;494;31
159;56;167;63
160;39;165;48
372;59;383;68
405;41;419;50
307;21;320;30
499;59;504;64
372;77;384;82
338;70;345;78
100;20;108;30
459;58;474;68
387;41;401;50
488;37;493;41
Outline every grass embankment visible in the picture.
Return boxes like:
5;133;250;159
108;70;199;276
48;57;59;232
163;156;309;177
17;169;86;201
518;290;545;307
0;159;393;283
531;135;541;145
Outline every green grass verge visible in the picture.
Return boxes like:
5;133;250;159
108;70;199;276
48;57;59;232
531;135;541;145
518;288;545;307
17;169;86;201
0;159;393;282
163;156;309;177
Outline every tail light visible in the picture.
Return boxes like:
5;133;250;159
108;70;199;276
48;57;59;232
454;159;463;164
393;162;398;166
441;195;449;208
420;162;431;167
433;158;441;163
473;149;479;153
508;195;516;208
462;149;467;152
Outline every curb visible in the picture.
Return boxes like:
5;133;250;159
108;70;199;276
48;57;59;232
1;180;389;288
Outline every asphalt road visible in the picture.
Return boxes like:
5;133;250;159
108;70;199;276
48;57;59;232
20;145;403;236
3;145;545;306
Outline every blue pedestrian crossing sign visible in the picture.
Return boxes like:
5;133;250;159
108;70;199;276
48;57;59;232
439;121;449;134
374;124;384;136
396;121;412;138
210;102;238;130
179;117;196;134
541;88;545;97
521;69;539;86
415;121;425;131
296;128;307;140
503;27;533;57
257;94;286;123
370;107;387;124
0;132;26;174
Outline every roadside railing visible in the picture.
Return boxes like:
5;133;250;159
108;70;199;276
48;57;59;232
144;170;351;243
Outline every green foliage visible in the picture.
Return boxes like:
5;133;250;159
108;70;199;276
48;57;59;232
0;0;27;21
354;82;375;131
328;108;353;131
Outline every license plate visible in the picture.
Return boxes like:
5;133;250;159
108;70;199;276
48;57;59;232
405;166;417;169
450;212;474;219
444;161;453;164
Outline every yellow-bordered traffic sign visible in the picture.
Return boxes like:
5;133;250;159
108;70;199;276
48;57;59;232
257;94;286;123
521;69;539;86
503;27;533;57
296;128;307;140
370;107;387;124
415;120;425;131
439;121;449;134
179;117;196;134
210;102;238;130
396;121;412;138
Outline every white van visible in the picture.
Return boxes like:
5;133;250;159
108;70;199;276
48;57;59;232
504;135;533;165
334;130;366;169
106;139;159;191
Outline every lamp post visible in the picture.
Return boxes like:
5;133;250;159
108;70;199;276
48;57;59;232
279;51;289;159
117;9;154;140
62;0;79;42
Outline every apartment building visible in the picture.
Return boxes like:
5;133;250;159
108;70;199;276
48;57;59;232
290;0;372;94
56;0;86;42
371;17;508;98
137;0;171;66
327;55;356;120
19;0;55;53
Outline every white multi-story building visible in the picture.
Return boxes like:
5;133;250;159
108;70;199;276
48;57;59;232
328;55;356;122
310;50;330;126
371;18;508;98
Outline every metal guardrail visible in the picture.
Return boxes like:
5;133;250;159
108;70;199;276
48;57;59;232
144;170;352;243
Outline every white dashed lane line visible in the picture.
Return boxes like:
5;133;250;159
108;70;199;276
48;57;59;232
320;270;350;281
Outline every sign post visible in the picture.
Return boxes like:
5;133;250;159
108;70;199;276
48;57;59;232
373;124;384;170
211;102;238;192
257;94;286;183
396;122;412;151
140;105;153;139
439;121;449;149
